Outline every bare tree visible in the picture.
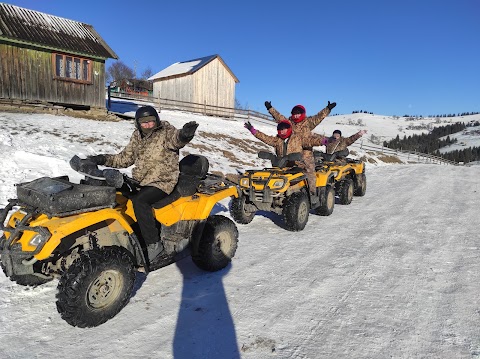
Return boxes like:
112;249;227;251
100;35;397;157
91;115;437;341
107;61;135;84
140;67;154;80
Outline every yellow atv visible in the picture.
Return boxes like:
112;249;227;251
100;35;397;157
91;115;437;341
230;151;337;231
0;154;239;328
314;150;367;205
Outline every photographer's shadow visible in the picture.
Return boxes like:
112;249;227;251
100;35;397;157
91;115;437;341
173;258;240;359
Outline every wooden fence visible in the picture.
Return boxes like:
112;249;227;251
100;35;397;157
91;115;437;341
350;141;459;166
107;90;271;121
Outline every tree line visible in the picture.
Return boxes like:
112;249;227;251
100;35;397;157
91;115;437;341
383;121;480;163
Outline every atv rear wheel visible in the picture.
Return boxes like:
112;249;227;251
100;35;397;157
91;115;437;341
283;191;309;231
56;246;135;328
354;173;367;196
316;185;335;216
230;194;256;224
338;178;354;205
192;215;238;272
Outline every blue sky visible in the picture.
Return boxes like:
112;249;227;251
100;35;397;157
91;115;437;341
6;0;480;117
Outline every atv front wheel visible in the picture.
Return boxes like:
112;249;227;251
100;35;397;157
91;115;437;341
354;173;367;196
56;246;135;328
283;191;309;231
1;256;52;286
316;185;335;216
192;215;238;272
230;194;256;224
338;178;354;205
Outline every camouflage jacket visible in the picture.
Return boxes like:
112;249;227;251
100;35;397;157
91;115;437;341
325;132;362;154
104;121;189;194
267;105;331;137
254;131;327;166
267;105;332;171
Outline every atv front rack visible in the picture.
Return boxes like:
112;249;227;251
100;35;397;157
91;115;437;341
0;200;51;256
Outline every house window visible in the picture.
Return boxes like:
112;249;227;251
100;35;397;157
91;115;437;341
53;53;92;83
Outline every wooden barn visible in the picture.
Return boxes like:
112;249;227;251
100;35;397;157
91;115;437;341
0;3;118;109
148;54;239;116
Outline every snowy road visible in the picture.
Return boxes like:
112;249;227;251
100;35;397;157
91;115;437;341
2;164;480;359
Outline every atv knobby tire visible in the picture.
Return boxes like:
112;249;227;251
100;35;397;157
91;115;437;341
354;173;367;196
1;257;52;286
230;194;256;224
283;191;309;231
338;178;354;205
56;246;135;328
316;185;335;216
192;215;238;272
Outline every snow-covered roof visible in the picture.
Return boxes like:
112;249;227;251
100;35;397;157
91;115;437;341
148;54;239;82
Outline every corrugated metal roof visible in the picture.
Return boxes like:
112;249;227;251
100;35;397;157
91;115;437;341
149;54;239;83
0;3;118;59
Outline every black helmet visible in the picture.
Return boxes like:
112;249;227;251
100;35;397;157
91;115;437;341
135;105;160;130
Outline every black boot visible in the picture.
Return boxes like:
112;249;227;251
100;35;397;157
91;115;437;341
310;193;320;207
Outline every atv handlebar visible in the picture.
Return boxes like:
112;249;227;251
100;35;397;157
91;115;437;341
258;151;303;167
69;155;126;188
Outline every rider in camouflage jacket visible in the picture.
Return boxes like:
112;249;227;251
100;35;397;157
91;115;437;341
264;101;336;195
88;105;198;262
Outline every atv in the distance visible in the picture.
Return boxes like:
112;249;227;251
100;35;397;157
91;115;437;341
230;151;337;231
0;154;239;328
314;149;367;205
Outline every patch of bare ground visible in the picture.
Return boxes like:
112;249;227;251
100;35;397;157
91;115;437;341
377;155;403;163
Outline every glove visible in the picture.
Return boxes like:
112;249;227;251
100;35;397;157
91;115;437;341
327;101;336;110
87;154;106;165
265;101;272;110
179;121;199;142
244;121;257;135
358;129;368;136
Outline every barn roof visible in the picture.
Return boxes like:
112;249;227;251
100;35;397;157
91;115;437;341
148;54;239;83
0;3;118;60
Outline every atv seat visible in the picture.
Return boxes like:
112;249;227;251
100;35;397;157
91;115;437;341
153;154;209;209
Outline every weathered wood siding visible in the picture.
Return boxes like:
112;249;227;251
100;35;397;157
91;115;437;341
152;57;236;115
153;75;194;103
0;42;106;108
193;58;235;109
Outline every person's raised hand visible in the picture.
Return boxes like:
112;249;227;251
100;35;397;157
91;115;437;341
179;121;199;142
244;121;257;135
327;101;336;110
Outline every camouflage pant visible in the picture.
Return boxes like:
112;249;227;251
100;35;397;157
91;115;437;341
304;154;316;195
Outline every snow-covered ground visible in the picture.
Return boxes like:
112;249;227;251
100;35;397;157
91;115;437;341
1;108;480;358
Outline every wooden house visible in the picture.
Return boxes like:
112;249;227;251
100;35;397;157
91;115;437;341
110;78;153;97
148;54;239;116
0;3;118;109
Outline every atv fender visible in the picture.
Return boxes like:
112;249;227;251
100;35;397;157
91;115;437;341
8;207;137;261
153;186;239;226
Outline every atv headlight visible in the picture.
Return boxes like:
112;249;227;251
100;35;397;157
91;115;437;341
239;178;250;187
270;179;285;189
29;234;44;247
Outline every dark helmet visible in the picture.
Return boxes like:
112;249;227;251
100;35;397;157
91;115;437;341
135;105;161;130
277;120;292;139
